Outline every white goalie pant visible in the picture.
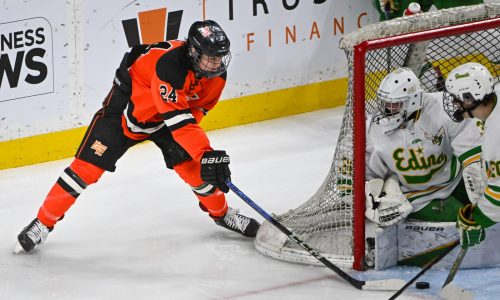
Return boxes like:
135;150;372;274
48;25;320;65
373;220;500;270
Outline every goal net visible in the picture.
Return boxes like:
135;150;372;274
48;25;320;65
254;3;500;270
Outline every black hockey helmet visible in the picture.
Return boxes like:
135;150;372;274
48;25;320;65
187;20;231;78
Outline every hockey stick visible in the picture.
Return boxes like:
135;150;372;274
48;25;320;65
439;247;473;300
442;247;468;288
388;240;460;300
384;2;392;72
439;247;474;300
226;180;405;291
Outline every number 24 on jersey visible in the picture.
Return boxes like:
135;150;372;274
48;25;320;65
159;84;178;103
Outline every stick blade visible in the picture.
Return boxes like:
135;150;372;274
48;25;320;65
439;283;474;300
362;279;406;291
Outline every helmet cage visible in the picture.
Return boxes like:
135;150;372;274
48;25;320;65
373;93;410;133
443;91;481;122
373;89;423;133
189;45;231;78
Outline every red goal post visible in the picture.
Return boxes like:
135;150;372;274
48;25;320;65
255;4;500;271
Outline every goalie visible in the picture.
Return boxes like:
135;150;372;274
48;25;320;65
365;68;483;228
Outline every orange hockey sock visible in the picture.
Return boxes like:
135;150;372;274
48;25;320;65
174;159;228;219
37;159;104;227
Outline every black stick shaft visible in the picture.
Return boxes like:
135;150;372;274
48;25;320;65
225;180;365;290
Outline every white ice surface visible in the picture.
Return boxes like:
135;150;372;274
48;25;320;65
1;108;499;300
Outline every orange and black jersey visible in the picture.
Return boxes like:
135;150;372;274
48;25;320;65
122;40;226;162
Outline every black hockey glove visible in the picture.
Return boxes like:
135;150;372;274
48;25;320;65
200;150;231;193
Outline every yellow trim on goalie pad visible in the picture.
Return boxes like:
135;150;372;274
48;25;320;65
0;78;348;170
398;240;457;266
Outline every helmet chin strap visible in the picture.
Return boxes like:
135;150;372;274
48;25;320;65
459;100;481;119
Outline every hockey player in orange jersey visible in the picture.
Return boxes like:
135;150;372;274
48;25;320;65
14;20;260;253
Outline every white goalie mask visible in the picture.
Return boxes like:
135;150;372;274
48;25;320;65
443;62;494;122
373;68;423;133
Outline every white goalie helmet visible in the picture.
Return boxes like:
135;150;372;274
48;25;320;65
373;67;423;133
443;62;494;122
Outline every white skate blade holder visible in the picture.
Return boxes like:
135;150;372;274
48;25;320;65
439;283;474;300
13;241;25;254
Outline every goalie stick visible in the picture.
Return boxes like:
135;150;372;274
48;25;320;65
388;240;460;300
226;180;405;291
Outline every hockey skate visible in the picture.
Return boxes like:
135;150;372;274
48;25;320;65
215;208;260;237
14;218;53;253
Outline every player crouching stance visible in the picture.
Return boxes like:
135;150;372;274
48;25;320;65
15;20;259;254
363;68;484;267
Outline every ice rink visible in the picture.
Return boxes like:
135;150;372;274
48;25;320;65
1;108;499;300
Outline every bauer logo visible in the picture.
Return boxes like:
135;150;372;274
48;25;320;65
122;8;183;47
0;18;54;102
405;225;444;232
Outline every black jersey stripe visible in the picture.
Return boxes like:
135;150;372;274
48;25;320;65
125;102;164;129
161;109;196;131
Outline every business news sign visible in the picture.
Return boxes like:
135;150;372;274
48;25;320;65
0;18;54;102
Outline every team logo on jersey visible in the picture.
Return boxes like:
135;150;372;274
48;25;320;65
393;148;447;184
121;8;183;47
91;140;108;157
422;126;445;146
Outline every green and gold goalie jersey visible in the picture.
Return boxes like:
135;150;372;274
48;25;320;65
366;92;482;212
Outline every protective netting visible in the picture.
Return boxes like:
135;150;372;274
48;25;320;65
254;4;500;269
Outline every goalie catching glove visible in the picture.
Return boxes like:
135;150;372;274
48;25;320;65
201;150;231;193
365;175;413;227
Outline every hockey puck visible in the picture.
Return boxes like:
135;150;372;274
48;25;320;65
415;281;430;289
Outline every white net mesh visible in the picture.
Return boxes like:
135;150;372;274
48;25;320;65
254;4;500;270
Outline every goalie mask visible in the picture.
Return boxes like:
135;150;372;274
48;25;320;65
187;20;231;78
373;68;423;133
443;62;494;122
